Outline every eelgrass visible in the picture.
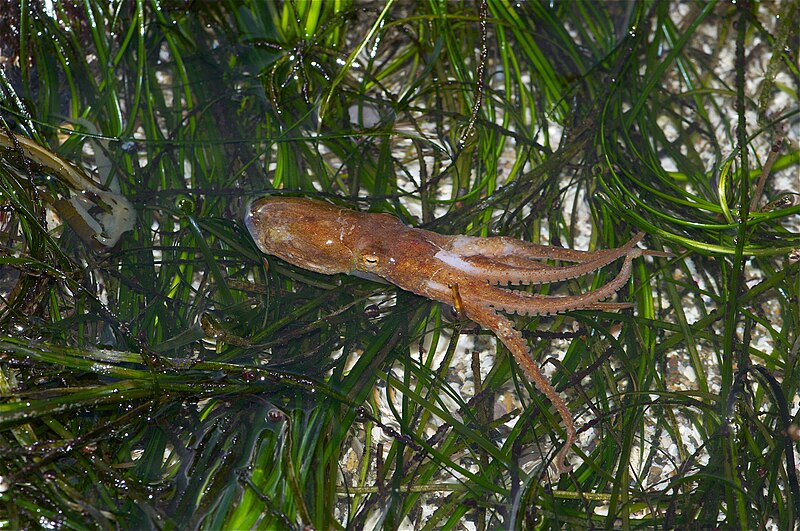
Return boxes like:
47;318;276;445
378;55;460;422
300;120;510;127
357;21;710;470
0;1;798;528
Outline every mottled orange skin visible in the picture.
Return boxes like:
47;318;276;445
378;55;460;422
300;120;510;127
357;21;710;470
246;196;646;474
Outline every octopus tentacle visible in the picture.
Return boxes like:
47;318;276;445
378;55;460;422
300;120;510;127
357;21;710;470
456;234;643;286
447;232;645;263
460;252;642;474
468;250;640;316
466;254;559;270
464;303;576;474
437;233;644;286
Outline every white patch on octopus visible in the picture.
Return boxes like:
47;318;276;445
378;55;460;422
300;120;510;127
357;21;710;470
433;249;487;276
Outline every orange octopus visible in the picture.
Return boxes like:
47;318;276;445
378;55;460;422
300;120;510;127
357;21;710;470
246;196;653;474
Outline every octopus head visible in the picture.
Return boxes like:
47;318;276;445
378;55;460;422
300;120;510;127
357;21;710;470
245;196;357;274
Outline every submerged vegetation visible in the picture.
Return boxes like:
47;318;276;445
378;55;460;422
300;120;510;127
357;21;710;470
0;0;798;528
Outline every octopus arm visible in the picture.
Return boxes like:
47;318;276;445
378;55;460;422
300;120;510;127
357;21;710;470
443;233;644;286
449;232;645;263
467;254;560;270
468;250;640;316
465;303;577;474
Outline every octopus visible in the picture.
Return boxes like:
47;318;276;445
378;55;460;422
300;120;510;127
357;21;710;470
245;196;653;474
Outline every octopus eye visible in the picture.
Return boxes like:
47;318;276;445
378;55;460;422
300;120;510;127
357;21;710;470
362;254;379;269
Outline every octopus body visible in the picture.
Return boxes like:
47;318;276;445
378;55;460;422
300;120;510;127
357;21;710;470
246;196;648;474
